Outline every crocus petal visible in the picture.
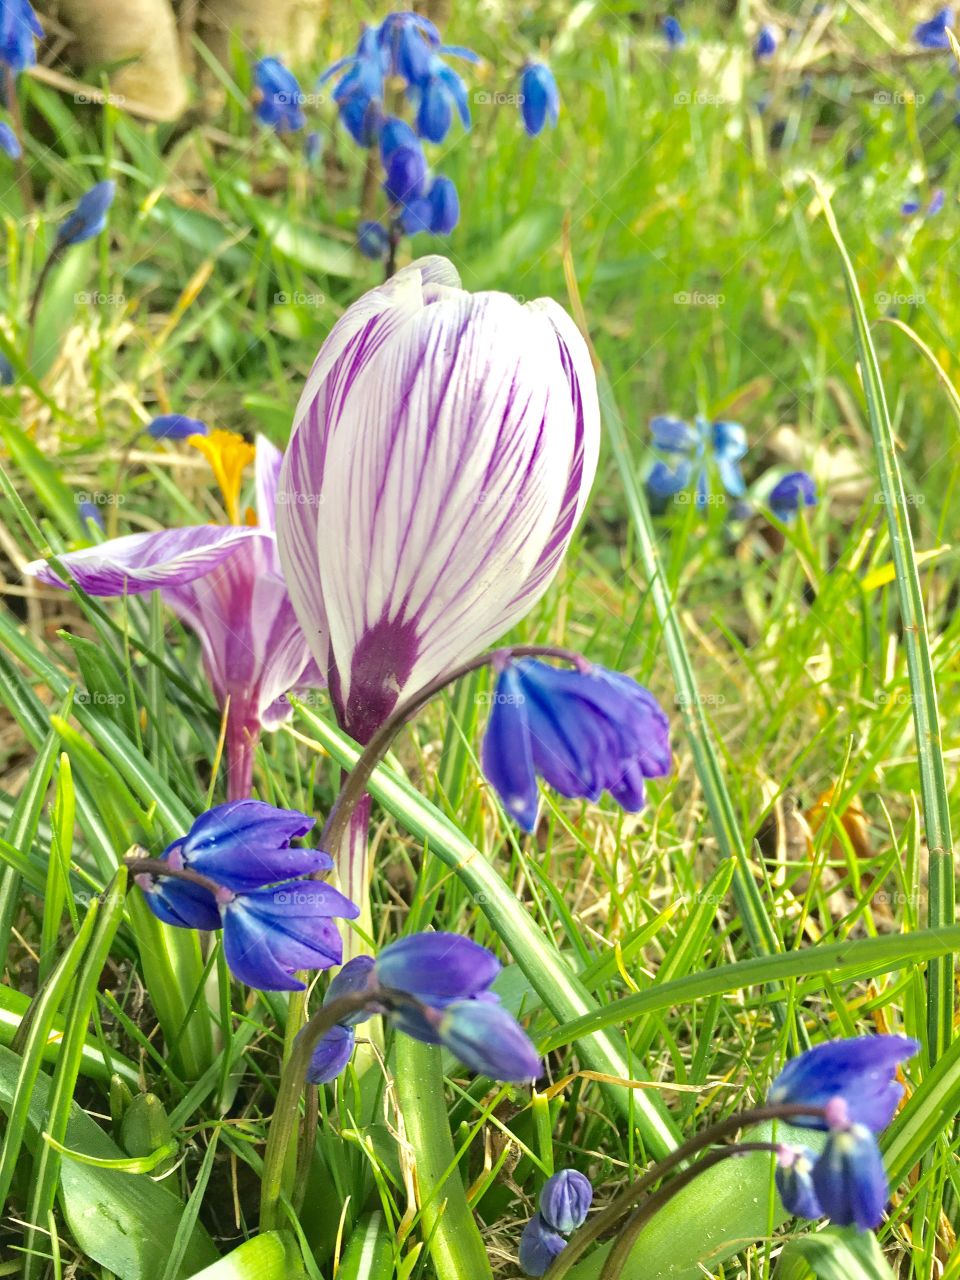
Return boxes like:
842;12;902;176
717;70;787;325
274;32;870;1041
277;261;599;744
519;1213;567;1276
767;1035;919;1131
23;524;266;596
254;434;284;532
374;932;500;1004
481;665;540;830
306;1024;356;1083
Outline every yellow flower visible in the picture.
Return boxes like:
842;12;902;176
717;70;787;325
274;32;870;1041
189;429;255;526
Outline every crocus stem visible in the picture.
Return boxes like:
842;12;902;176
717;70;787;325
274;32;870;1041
225;721;257;801
259;990;374;1231
337;791;373;961
543;1103;826;1279
597;1143;781;1280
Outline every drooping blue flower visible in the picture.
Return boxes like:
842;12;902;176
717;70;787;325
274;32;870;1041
160;798;322;893
767;1035;919;1132
379;115;419;163
519;1213;567;1276
135;859;221;932
768;470;817;521
775;1146;825;1221
539;1170;593;1234
415;53;474;142
754;25;778;60
426;175;459;233
322;25;385;145
306;1023;357;1083
662;16;685;48
357;219;391;259
55;180;116;249
481;659;672;832
307;932;541;1084
253;57;305;133
146;414;208;441
383;141;428;205
0;120;21;158
377;11;441;83
0;0;42;75
220;880;358;989
914;7;953;48
647;413;747;508
520;62;560;136
811;1125;889;1230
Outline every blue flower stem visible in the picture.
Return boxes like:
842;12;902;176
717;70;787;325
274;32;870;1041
543;1103;825;1279
26;246;63;360
4;67;31;212
596;1142;781;1280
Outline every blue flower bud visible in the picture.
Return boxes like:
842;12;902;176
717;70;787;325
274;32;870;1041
539;1169;593;1234
383;143;428;205
146;414;208;441
754;25;778;60
427;176;459;234
254;57;305;133
519;1212;566;1276
519;62;560;137
56;180;116;249
306;1024;356;1084
662;16;685;47
0;0;42;75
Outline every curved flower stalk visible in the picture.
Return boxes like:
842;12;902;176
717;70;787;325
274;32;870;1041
276;256;600;904
25;434;319;799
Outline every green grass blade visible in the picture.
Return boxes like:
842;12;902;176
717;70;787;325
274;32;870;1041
811;174;955;1060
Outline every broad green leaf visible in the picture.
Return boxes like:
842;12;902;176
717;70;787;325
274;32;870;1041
337;1213;395;1280
0;1044;217;1278
184;1232;308;1280
774;1226;895;1279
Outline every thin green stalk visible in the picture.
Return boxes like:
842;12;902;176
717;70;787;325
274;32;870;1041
811;174;955;1060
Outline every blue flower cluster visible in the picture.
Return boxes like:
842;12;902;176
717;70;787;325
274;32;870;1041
769;1035;918;1230
253;57;306;133
135;800;359;990
519;1170;593;1275
0;0;42;76
646;414;748;510
307;932;541;1084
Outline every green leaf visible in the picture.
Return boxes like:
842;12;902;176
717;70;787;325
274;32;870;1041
0;1044;217;1278
336;1214;395;1280
183;1232;308;1280
233;190;361;278
773;1226;895;1280
811;174;955;1059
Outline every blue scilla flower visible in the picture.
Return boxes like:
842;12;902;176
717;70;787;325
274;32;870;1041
322;27;384;146
55;180;115;249
775;1146;824;1221
914;8;953;48
520;62;560;136
902;188;945;217
399;175;460;235
811;1123;889;1230
146;414;208;441
519;1214;566;1276
357;219;390;259
135;800;359;990
539;1170;593;1234
253;57;305;133
481;659;671;832
377;11;441;83
384;141;429;205
768;470;817;521
647;414;748;509
662;16;685;48
415;53;473;142
0;0;42;75
767;1035;919;1132
754;25;778;60
0;120;21;159
379;114;419;163
307;932;541;1084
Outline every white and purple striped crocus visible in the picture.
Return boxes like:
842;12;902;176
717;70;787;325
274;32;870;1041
276;256;599;905
24;436;318;799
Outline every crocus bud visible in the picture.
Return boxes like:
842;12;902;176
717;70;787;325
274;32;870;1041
56;180;116;249
277;257;599;744
539;1169;593;1234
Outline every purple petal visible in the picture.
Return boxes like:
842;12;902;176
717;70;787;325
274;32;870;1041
519;1213;566;1276
177;799;323;892
306;1024;356;1083
481;666;539;831
23;525;265;596
438;999;542;1082
375;932;500;1003
222;882;358;990
768;1035;919;1131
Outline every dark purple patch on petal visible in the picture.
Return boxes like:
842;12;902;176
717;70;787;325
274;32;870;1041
336;613;420;743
